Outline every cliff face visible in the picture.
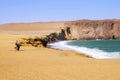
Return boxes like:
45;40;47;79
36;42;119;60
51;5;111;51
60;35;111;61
65;20;120;40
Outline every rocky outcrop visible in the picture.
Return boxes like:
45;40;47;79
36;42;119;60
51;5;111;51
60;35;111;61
65;20;120;40
21;27;72;47
45;27;72;43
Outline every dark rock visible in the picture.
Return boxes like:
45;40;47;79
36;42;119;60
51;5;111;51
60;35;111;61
21;26;72;47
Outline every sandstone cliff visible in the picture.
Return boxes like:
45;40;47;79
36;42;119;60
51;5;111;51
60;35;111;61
64;20;120;40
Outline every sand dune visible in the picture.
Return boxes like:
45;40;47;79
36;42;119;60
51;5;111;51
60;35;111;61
0;34;120;80
0;22;65;36
0;22;64;31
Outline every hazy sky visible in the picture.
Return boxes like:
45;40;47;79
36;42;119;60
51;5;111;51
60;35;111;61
0;0;120;24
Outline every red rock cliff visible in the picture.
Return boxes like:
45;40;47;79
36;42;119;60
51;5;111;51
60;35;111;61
64;20;120;40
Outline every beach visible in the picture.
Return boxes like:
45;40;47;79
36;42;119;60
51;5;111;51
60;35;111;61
0;22;120;80
1;0;120;79
0;33;120;80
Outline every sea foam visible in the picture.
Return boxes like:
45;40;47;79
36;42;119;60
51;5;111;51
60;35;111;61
48;41;120;59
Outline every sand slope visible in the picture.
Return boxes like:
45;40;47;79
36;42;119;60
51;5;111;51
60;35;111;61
0;34;120;80
0;22;64;31
0;22;65;36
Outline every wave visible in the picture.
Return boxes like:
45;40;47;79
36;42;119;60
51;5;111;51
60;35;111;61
48;41;120;59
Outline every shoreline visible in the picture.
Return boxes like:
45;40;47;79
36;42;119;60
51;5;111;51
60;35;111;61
47;40;93;58
48;40;120;59
47;45;93;58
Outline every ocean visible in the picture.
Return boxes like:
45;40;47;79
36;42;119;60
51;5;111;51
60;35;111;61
49;40;120;59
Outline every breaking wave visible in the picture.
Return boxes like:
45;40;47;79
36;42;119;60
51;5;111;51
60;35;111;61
48;41;120;59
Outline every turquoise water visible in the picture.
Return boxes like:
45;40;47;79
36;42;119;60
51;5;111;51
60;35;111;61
67;40;120;52
49;40;120;59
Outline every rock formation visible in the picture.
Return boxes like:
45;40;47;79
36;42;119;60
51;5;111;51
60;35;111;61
65;19;120;40
21;27;72;47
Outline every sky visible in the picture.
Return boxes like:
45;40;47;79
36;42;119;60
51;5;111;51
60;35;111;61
0;0;120;24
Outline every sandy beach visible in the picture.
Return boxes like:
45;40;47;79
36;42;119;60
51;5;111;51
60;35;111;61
0;33;120;80
1;0;120;79
0;22;120;80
